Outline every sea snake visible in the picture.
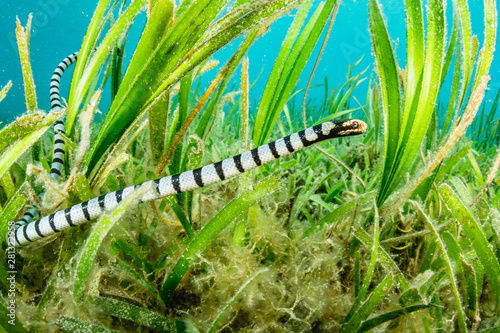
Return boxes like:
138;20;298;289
49;52;78;180
9;56;367;248
13;52;79;230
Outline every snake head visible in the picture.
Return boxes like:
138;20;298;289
328;119;368;138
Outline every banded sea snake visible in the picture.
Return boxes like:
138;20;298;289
8;53;367;248
13;52;78;229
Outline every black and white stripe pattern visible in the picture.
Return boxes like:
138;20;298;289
9;119;367;247
49;52;78;180
14;53;78;232
14;208;39;228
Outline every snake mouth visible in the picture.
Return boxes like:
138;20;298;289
331;119;368;137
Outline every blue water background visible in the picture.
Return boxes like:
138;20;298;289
1;0;499;125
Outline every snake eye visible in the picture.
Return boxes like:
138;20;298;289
352;121;358;129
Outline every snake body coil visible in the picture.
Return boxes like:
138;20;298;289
14;52;78;230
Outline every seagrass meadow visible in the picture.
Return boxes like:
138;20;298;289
1;0;500;331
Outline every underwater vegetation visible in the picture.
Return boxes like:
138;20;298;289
0;0;499;331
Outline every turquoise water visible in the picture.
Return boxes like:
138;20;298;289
1;0;498;122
